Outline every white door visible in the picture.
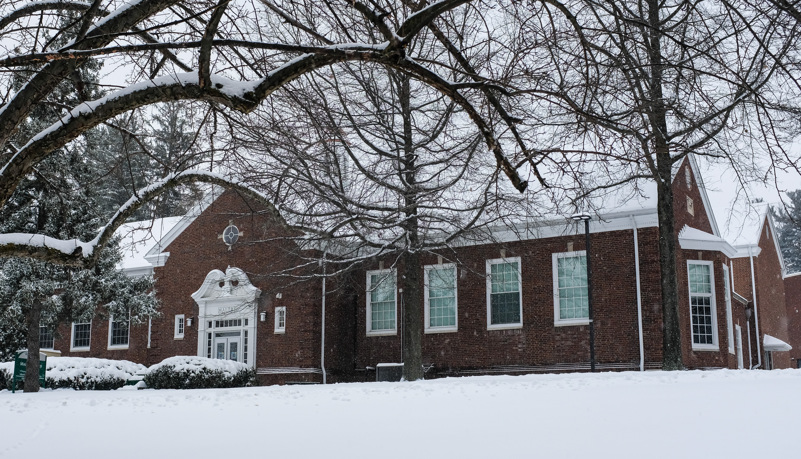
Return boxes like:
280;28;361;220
214;331;242;362
735;325;744;369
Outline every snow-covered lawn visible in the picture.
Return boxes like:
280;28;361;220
1;369;799;458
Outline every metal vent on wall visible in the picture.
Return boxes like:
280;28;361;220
376;363;404;382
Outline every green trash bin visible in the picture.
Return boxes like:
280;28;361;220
12;351;47;393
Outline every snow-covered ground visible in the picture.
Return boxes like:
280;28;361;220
1;370;799;458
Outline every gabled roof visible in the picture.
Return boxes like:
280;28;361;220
672;154;722;237
143;187;223;268
116;216;184;277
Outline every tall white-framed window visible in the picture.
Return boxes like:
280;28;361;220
71;321;91;351
174;314;185;339
39;326;54;350
274;306;286;334
486;257;523;330
424;264;458;333
552;251;590;326
108;316;130;349
722;264;734;354
687;260;718;350
366;269;397;335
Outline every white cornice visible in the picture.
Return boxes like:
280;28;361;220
678;225;737;258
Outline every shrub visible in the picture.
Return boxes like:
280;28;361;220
1;357;145;390
144;356;256;389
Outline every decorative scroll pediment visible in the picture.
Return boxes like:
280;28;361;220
191;267;261;303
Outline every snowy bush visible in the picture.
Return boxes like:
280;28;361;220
44;357;146;390
144;356;255;389
0;357;145;390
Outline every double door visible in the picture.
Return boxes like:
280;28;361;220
214;331;242;362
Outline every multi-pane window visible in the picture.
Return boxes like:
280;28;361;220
274;307;286;334
71;322;91;350
553;251;589;324
109;316;129;348
486;258;522;329
723;265;734;354
174;314;185;339
366;269;397;335
39;326;54;350
688;261;718;349
425;265;457;332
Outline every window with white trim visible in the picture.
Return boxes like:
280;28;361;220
553;251;589;325
366;269;397;335
687;261;718;350
723;264;734;354
274;306;286;334
174;314;185;339
39;326;54;350
486;258;522;329
424;264;457;333
71;322;91;350
108;316;129;348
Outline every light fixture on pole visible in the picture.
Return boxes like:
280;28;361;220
571;212;595;372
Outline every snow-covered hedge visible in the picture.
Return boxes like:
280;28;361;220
45;357;146;390
0;357;145;391
143;356;255;389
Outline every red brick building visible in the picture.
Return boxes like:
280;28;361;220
43;156;797;383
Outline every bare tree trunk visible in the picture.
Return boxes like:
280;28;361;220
657;154;683;370
23;301;42;392
399;74;424;381
648;0;683;370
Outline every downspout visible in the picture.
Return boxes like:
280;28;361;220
631;216;645;371
749;247;762;369
321;250;327;384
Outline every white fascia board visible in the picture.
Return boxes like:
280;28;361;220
122;266;154;278
732;244;762;258
678;225;737;258
143;189;222;266
672;154;721;237
765;213;788;277
473;209;659;246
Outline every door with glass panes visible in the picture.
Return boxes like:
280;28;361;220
214;331;242;362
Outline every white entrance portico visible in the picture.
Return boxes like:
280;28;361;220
191;267;261;367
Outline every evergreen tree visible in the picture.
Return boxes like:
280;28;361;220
0;19;157;391
772;190;801;273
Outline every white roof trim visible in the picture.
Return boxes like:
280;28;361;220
143;187;223;267
678;225;737;257
672;155;721;237
763;334;792;352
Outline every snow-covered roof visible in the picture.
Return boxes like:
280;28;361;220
115;216;184;277
678;225;737;257
763;334;792;352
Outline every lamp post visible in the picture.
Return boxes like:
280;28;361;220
571;212;595;372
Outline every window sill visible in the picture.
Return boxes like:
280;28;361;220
728;349;735;355
692;344;720;352
274;330;286;335
367;330;397;337
554;319;590;327
173;336;184;340
487;323;523;331
424;327;458;334
107;345;129;351
70;347;90;352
